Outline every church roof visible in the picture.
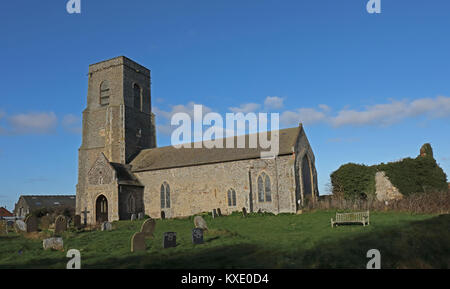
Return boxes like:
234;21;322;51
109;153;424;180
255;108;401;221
130;126;302;172
109;163;143;186
19;195;76;210
0;207;13;217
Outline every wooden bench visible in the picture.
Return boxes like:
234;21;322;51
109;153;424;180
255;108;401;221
331;211;370;227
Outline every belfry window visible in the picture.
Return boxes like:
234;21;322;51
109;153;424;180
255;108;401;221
160;182;171;209
100;81;110;106
257;172;272;202
133;83;141;111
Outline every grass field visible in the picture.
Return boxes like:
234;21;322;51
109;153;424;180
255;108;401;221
0;210;449;269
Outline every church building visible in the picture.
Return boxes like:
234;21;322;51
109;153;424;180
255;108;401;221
76;56;319;224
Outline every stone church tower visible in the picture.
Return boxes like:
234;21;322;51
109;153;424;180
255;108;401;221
76;56;156;223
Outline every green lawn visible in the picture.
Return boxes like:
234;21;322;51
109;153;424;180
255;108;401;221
0;210;449;269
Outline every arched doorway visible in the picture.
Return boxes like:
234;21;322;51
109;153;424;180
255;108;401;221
301;154;313;201
96;195;108;223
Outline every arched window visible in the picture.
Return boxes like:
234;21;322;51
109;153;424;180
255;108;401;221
133;83;141;111
160;182;171;209
100;81;110;106
257;172;272;202
227;189;236;206
128;195;135;213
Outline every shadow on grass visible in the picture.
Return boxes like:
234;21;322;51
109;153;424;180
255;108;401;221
85;214;450;269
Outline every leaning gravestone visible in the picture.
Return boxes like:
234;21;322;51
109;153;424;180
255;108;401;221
25;215;38;233
73;215;82;230
15;220;27;232
131;213;136;221
212;209;217;219
43;237;64;251
55;215;67;234
217;208;222;217
242;207;247;218
163;232;177;248
192;228;204;245
131;232;146;252
40;215;51;230
194;216;208;231
140;218;156;237
101;221;112;231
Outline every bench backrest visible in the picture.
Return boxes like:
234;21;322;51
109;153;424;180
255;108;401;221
335;211;369;222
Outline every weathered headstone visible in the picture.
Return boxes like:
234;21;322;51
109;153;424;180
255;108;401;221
163;232;177;248
43;237;64;251
25;215;38;233
194;216;208;230
55;215;67;234
101;221;112;231
73;215;82;229
212;209;217;219
140;218;156;237
81;207;90;226
242;207;247;217
0;220;7;235
131;232;146;252
192;228;204;245
138;212;144;220
15;220;26;232
40;215;51;230
217;208;222;217
161;211;165;220
131;213;136;221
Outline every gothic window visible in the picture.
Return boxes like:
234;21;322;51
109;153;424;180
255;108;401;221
160;182;171;209
128;195;135;213
227;189;236;207
100;81;110;106
257;172;272;202
133;83;141;111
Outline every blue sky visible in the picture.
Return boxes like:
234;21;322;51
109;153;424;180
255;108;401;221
1;0;449;211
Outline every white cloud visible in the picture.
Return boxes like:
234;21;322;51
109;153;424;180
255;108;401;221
229;103;261;113
330;96;450;127
62;114;82;134
7;112;57;134
280;107;328;126
264;96;284;110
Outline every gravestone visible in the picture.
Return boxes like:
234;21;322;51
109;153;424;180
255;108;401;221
161;211;165;220
242;207;247;217
163;232;177;248
217;208;222;217
192;228;204;245
0;220;7;235
55;215;67;234
43;237;64;251
40;215;51;230
212;209;217;219
81;207;90;226
131;232;146;252
138;212;144;220
73;215;82;230
194;216;208;230
131;213;136;221
101;221;112;231
15;220;26;232
140;218;156;237
25;215;38;233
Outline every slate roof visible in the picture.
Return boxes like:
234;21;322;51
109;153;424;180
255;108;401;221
20;195;76;210
131;126;302;172
110;162;143;186
0;207;13;217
